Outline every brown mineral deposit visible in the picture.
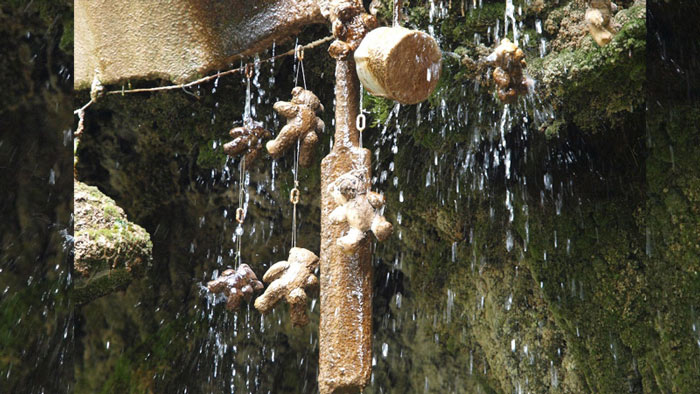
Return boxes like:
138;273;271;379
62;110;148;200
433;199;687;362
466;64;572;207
585;0;619;46
207;264;264;311
354;26;442;104
266;87;325;167
223;124;271;167
254;247;320;327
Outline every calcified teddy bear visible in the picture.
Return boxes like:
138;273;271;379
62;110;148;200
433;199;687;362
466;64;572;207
329;172;393;254
487;38;533;104
585;0;619;46
223;123;271;167
328;0;378;60
254;248;319;326
266;87;325;167
207;264;264;311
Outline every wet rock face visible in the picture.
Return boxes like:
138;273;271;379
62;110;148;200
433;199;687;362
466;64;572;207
74;0;325;88
73;179;153;305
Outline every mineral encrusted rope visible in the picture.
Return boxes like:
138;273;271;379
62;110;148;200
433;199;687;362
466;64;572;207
290;44;306;249
72;35;333;116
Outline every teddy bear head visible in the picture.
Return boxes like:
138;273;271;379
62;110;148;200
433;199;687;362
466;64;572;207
331;172;366;204
291;87;324;113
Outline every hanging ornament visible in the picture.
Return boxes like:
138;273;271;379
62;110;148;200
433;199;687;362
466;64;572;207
223;63;271;167
486;38;533;104
223;125;271;167
254;247;320;327
328;171;393;255
266;86;325;167
585;0;619;46
266;45;325;167
208;64;265;311
207;264;264;311
354;0;442;105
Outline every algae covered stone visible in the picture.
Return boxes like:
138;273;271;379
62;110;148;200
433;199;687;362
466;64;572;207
74;180;152;305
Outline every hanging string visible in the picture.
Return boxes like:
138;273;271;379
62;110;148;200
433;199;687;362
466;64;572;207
357;83;366;149
290;139;300;248
234;64;255;268
72;35;333;115
289;43;306;248
393;0;402;27
294;43;307;90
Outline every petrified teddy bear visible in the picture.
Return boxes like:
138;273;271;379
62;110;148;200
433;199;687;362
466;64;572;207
254;247;319;327
486;38;533;104
207;264;264;311
266;87;325;167
585;0;619;46
223;123;271;167
329;172;393;254
328;0;378;60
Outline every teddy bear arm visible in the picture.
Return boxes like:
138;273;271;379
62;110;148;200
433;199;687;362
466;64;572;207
273;101;298;118
371;215;393;242
253;280;286;313
262;261;289;283
266;124;298;158
329;206;347;223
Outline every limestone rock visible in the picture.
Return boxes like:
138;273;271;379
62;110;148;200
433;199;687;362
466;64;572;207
73;180;152;305
74;0;325;88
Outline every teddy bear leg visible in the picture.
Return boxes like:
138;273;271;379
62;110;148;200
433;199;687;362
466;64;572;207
299;131;319;167
226;289;243;311
337;227;366;255
266;124;297;159
287;288;309;326
371;216;393;242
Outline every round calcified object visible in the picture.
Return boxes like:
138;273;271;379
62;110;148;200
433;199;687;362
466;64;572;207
354;26;442;105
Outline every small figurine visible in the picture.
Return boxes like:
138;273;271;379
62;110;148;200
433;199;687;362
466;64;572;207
254;247;319;327
328;0;378;60
585;0;619;46
266;87;325;167
329;172;393;255
486;38;533;104
223;123;271;167
207;264;264;311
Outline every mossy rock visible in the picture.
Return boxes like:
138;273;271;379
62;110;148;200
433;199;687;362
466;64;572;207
74;180;152;305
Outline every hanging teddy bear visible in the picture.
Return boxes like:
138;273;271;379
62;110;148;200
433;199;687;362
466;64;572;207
266;87;325;167
328;0;378;60
486;38;533;104
585;0;619;46
254;247;319;327
223;123;271;167
328;172;393;255
206;264;264;311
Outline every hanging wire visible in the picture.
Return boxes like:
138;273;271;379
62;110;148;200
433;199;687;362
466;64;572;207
235;157;246;268
234;64;255;268
357;83;366;148
288;41;306;248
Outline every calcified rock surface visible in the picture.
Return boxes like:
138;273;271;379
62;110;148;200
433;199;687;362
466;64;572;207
73;180;152;305
74;0;325;88
254;247;319;327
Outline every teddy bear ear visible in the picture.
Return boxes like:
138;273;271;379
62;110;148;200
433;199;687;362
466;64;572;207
292;86;303;96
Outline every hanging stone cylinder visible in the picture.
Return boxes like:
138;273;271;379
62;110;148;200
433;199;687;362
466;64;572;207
319;58;373;394
354;26;442;105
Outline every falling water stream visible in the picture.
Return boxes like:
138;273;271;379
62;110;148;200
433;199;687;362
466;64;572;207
2;0;699;393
